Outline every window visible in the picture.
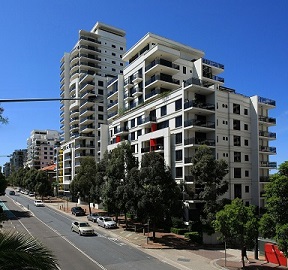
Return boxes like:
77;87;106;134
137;116;142;125
137;129;142;137
161;105;167;116
120;47;124;51
245;155;249;161
98;114;103;120
175;133;182;144
183;66;186;74
234;152;241;162
175;115;182;128
112;52;116;56
233;119;240;130
244;108;248;115
233;103;240;114
98;89;103;95
175;167;183;178
234;135;241;146
98;106;103;112
234;168;241;178
112;68;116;72
175;150;182;161
131;132;135;141
245;186;249;193
234;184;242;198
244;139;249;146
244;124;248;131
112;61;116;64
112;44;116;48
175;99;182;111
157;120;169;130
245;170;249;177
131;118;135;128
98;81;104;87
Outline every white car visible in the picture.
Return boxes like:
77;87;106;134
97;216;117;229
71;221;95;236
34;200;44;207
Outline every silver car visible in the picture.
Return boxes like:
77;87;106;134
87;213;99;223
71;221;95;236
97;216;117;229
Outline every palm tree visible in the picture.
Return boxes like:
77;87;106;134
0;231;58;270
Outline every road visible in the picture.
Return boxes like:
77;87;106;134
1;191;178;270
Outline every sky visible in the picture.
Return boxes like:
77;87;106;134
0;0;287;169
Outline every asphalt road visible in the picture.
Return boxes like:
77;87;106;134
1;191;178;270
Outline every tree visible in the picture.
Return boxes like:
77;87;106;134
101;142;138;222
213;198;259;268
0;231;58;270
70;156;97;214
259;161;288;256
138;152;181;241
0;106;8;124
0;171;7;195
190;145;229;232
35;171;52;199
23;168;38;192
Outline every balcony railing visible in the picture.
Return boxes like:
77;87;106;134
184;119;215;129
145;58;179;72
184;137;215;146
145;74;180;87
259;131;276;138
184;100;215;111
137;116;157;125
259;146;276;153
258;96;276;106
259;116;276;124
203;58;224;69
260;176;270;182
184;77;215;88
260;161;277;168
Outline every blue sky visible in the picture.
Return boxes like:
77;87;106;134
0;0;287;169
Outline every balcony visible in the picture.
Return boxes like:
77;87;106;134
145;58;179;76
260;161;277;168
259;131;276;139
259;116;276;125
184;100;215;111
137;115;157;126
108;100;118;109
203;58;224;69
114;126;129;135
259;146;276;154
258;96;276;107
145;74;180;90
150;144;164;151
184;137;215;146
80;107;94;117
124;78;133;89
132;72;143;84
184;119;215;129
260;176;270;182
124;92;133;101
131;86;143;96
184;77;216;90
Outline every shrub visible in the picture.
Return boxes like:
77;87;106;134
171;217;184;228
184;231;202;244
170;227;189;235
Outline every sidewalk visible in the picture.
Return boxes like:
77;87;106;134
44;197;288;270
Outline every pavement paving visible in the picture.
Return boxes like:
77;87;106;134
3;194;288;270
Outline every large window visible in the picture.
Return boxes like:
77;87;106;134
175;115;182;128
234;152;241;162
175;167;183;178
175;99;182;111
233;119;240;130
161;105;167;116
234;135;241;146
175;133;182;144
175;150;182;161
233;103;240;114
234;168;241;178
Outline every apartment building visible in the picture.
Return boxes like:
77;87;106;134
59;22;126;192
10;149;27;171
26;129;60;170
104;33;276;209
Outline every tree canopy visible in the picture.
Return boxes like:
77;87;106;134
259;161;288;256
0;106;8;124
190;145;229;231
213;198;259;248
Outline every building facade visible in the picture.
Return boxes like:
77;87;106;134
26;129;60;170
104;33;276;209
59;22;126;192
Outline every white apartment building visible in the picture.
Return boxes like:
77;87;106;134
104;33;276;209
59;22;126;192
26;129;60;170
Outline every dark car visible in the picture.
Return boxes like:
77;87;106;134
9;190;15;195
71;206;86;216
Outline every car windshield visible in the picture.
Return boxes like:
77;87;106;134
74;207;83;210
91;213;98;216
79;222;90;227
104;217;112;222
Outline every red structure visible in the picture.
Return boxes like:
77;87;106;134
265;243;287;266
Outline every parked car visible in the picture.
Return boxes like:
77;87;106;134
71;221;95;236
71;206;86;216
28;192;35;197
9;190;15;195
97;216;117;229
34;200;44;207
87;213;100;223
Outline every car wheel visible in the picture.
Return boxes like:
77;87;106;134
79;231;82;236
